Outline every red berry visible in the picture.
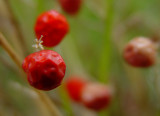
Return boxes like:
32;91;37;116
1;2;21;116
22;50;66;91
81;83;111;111
123;37;157;67
58;0;82;15
65;77;87;102
34;10;69;47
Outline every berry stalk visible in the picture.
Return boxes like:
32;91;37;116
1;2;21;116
0;32;62;116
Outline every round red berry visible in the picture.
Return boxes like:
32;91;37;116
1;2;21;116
65;77;87;102
123;37;157;67
22;50;66;91
80;83;111;111
34;10;69;47
58;0;82;15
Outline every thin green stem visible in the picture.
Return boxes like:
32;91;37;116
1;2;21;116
60;34;90;78
98;0;115;83
98;1;114;116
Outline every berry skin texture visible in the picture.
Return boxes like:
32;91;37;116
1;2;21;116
65;77;87;102
123;37;157;67
80;83;111;111
34;10;69;47
22;50;66;91
58;0;82;15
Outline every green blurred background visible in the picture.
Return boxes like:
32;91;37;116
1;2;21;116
0;0;160;116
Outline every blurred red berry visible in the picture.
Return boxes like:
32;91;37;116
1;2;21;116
123;37;157;67
34;10;69;47
66;77;87;102
81;83;111;111
22;50;66;91
58;0;82;15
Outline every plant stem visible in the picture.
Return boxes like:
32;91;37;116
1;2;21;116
97;1;114;116
0;32;62;116
35;90;62;116
98;0;114;83
60;34;90;78
0;32;22;68
4;0;29;56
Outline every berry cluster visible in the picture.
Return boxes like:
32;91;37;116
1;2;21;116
22;0;82;91
65;77;112;111
22;10;69;90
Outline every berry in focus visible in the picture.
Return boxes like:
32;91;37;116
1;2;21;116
22;50;66;90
